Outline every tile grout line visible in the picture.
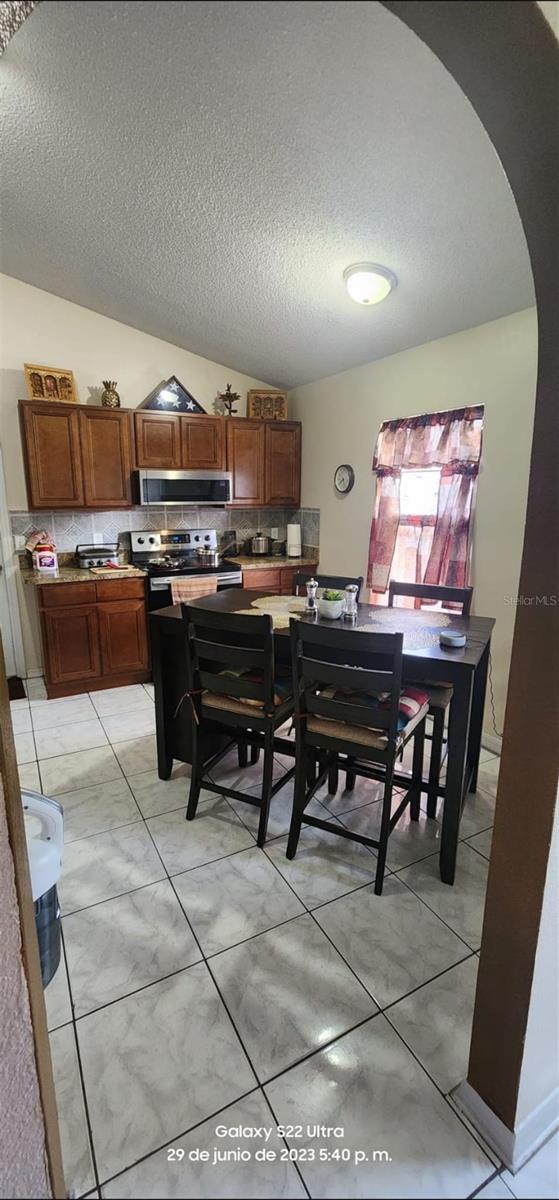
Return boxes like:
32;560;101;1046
60;929;103;1197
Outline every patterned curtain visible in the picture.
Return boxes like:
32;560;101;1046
367;406;483;594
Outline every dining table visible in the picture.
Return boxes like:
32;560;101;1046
149;589;495;885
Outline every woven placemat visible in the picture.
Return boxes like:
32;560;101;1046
360;609;451;649
237;607;292;629
251;595;307;613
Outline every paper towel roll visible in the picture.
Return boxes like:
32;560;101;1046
287;523;302;558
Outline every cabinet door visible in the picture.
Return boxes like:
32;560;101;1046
42;605;100;685
20;402;84;508
98;600;149;675
264;422;301;506
79;409;133;507
226;419;265;506
180;416;225;469
134;411;181;468
242;568;281;593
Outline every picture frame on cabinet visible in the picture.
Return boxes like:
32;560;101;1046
24;363;78;404
247;388;288;420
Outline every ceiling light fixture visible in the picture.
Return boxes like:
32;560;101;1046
343;263;397;305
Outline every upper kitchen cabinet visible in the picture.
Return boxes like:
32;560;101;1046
226;418;265;506
180;414;225;470
134;411;225;470
264;421;301;507
19;400;133;510
134;410;182;469
79;408;133;507
20;401;85;508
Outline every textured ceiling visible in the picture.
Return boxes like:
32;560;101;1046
0;1;534;387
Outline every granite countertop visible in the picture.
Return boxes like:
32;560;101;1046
228;555;318;570
20;564;147;586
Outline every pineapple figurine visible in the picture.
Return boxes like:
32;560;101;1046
101;380;120;408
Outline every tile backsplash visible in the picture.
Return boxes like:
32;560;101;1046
10;506;320;556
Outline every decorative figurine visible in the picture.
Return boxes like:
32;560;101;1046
218;383;240;416
101;380;120;408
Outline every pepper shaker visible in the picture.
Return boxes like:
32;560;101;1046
305;577;319;615
343;583;359;621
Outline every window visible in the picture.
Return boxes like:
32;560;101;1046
367;406;483;601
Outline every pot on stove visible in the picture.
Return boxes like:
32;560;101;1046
196;546;220;568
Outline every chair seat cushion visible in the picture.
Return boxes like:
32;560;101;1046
308;684;429;749
307;699;429;750
203;669;292;717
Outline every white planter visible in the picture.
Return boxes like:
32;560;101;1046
318;598;345;620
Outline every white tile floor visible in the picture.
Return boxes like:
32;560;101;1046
15;680;558;1199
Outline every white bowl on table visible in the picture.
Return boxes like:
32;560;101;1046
317;597;345;620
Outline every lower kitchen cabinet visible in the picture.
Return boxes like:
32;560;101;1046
38;578;150;697
98;599;149;675
241;563;317;595
42;604;101;687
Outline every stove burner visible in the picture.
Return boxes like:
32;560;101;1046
148;555;190;570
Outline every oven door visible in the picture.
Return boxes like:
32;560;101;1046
148;571;243;610
138;470;232;506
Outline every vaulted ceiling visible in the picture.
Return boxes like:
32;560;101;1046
0;1;534;386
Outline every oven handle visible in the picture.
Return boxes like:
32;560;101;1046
149;572;242;590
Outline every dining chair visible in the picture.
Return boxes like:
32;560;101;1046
181;605;295;846
388;580;473;816
287;620;429;894
292;572;364;599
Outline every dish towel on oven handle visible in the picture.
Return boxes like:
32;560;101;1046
170;577;218;605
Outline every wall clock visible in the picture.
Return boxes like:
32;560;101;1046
334;464;355;494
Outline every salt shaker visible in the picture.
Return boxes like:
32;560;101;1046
343;583;359;621
305;577;319;615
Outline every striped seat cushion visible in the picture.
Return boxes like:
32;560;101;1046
306;684;430;749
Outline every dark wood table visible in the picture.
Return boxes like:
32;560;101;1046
150;591;494;885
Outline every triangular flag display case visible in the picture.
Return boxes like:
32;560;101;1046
140;376;206;413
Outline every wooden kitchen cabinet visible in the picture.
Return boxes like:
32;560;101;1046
20;401;85;508
38;576;150;697
79;407;133;507
180;415;225;469
20;400;133;510
226;418;265;506
20;400;302;512
98;598;149;675
264;421;301;507
42;604;101;686
134;411;182;468
242;563;317;594
134;411;225;470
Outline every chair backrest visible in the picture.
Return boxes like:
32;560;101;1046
292;572;364;600
182;604;276;716
290;619;403;747
387;580;473;616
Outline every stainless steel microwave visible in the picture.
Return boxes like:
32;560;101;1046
137;469;232;506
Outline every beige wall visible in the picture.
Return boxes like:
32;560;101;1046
0;273;270;511
289;307;538;738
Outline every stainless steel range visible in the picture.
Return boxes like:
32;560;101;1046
130;529;242;611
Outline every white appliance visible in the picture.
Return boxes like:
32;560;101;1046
137;469;232;506
287;523;302;558
22;790;63;987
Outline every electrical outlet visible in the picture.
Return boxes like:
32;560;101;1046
271;527;279;539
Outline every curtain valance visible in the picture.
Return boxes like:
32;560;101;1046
373;405;484;472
